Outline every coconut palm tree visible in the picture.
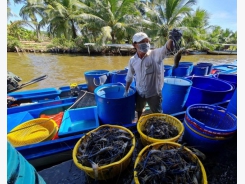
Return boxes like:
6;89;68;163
8;20;35;40
77;0;142;44
44;0;90;39
19;0;46;40
180;7;214;50
138;0;197;48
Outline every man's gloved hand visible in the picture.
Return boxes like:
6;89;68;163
169;28;182;42
123;90;129;97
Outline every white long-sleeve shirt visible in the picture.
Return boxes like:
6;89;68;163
125;44;169;98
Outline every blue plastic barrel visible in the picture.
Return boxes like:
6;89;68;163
213;73;237;100
184;76;234;108
172;66;190;77
191;65;208;76
164;65;173;76
110;69;128;83
213;73;237;89
94;83;136;125
179;61;194;74
227;88;237;116
197;62;213;74
161;77;192;114
84;70;110;92
7;141;46;184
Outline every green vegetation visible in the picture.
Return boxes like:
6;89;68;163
7;0;237;52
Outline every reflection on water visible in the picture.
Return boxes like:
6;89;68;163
7;52;237;91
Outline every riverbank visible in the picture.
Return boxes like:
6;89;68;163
9;41;137;56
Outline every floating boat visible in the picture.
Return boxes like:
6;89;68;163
7;61;237;169
8;62;237;108
207;44;237;55
8;100;231;169
207;50;237;55
187;50;207;55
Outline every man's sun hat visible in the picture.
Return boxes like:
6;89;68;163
132;32;149;43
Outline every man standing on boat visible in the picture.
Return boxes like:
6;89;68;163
123;30;182;121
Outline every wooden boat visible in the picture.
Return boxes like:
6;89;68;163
187;50;207;55
207;50;237;55
207;44;237;55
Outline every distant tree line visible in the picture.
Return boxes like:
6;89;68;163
7;0;237;52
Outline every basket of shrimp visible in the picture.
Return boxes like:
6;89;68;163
72;124;136;180
134;142;208;184
137;113;184;146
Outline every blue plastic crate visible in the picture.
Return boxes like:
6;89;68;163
58;106;99;137
7;112;34;133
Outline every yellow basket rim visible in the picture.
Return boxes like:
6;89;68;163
137;113;184;142
133;141;208;184
9;118;57;132
72;124;136;171
7;118;58;147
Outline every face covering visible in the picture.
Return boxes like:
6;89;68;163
138;43;150;53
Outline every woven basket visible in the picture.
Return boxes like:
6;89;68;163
7;118;58;147
137;113;184;146
134;142;207;184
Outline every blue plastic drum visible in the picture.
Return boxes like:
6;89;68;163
164;65;173;77
110;69;128;83
227;88;237;116
172;66;190;77
161;77;192;114
94;83;136;125
191;65;208;76
179;61;194;74
184;76;234;108
84;70;110;92
197;62;213;75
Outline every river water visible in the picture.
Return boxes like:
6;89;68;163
7;52;237;91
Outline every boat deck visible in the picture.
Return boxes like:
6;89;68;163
38;102;237;184
38;131;237;184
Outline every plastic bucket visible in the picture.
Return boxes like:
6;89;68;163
7;141;46;184
184;76;234;107
161;77;192;114
84;70;110;92
72;124;135;180
94;83;136;125
163;65;173;76
137;113;184;146
197;62;213;74
172;66;190;77
191;65;208;76
227;88;237;116
110;69;128;83
179;61;194;74
134;142;207;184
185;104;237;137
